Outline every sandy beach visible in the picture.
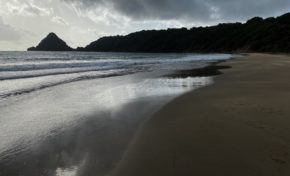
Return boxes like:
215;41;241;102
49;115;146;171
112;53;290;176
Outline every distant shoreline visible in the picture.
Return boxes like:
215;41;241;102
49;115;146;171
112;53;290;176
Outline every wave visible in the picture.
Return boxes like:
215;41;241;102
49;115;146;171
0;52;234;100
0;53;232;72
0;69;129;99
0;66;131;80
0;61;125;72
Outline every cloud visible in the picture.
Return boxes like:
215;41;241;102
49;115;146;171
51;16;70;26
23;3;51;16
63;0;290;22
64;0;211;21
5;0;51;16
0;17;20;41
207;0;290;21
0;0;290;50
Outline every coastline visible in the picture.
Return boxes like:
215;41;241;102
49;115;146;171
0;52;232;176
112;53;290;176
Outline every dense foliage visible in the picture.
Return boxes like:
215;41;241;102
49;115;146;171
79;13;290;53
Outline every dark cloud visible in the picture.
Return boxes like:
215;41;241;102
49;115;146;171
0;17;21;41
64;0;290;22
208;0;290;21
109;0;211;21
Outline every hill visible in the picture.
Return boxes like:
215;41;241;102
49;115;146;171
28;13;290;53
28;33;73;51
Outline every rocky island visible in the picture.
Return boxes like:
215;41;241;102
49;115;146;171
28;32;73;51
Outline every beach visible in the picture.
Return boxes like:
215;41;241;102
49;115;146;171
112;53;290;176
0;52;231;176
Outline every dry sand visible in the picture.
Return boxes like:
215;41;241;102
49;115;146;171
112;53;290;176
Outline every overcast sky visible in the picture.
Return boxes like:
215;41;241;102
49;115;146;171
0;0;289;50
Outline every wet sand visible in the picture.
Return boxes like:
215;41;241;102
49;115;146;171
112;53;290;176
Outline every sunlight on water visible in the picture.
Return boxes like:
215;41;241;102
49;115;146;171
0;75;212;156
98;77;212;111
56;167;78;176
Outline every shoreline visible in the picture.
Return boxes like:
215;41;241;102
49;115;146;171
112;53;290;176
0;53;228;176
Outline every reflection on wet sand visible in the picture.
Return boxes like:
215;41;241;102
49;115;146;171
0;71;213;176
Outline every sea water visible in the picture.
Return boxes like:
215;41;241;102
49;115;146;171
0;51;232;176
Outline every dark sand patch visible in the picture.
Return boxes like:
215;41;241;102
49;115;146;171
112;53;290;176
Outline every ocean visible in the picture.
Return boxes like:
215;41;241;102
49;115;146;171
0;51;232;176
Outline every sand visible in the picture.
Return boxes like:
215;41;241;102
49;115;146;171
111;53;290;176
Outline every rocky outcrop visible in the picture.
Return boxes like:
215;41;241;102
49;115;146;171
28;33;73;51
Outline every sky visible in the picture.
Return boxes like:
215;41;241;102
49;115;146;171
0;0;290;51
